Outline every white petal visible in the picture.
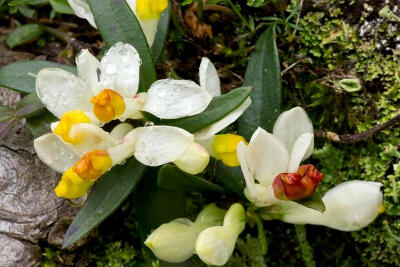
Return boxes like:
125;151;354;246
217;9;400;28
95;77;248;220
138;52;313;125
134;126;194;166
119;93;147;121
194;98;251;141
99;42;141;97
273;107;314;159
34;133;80;173
142;79;212;119
108;128;139;165
139;18;159;47
199;57;221;97
76;49;100;92
110;123;134;140
36;68;93;119
67;0;97;28
174;143;210;175
279;181;383;231
126;0;136;12
247;128;289;186
67;123;118;154
287;133;314;173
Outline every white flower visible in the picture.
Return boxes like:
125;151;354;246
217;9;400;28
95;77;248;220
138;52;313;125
36;43;214;152
67;0;168;46
236;106;314;207
35;124;210;198
193;57;252;148
195;203;245;266
262;181;383;231
35;124;209;175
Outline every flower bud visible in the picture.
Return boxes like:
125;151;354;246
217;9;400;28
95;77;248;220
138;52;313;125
273;164;323;201
144;203;226;263
195;203;245;266
145;218;199;263
212;134;247;167
174;143;210;175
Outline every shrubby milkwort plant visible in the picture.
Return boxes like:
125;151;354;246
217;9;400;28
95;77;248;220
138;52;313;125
0;0;391;266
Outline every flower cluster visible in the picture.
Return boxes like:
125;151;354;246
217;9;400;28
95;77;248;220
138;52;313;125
29;4;385;264
34;42;250;199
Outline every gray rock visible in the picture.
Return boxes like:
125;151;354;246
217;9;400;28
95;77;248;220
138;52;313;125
0;87;77;266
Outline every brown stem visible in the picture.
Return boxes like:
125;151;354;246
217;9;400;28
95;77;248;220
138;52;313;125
315;113;400;143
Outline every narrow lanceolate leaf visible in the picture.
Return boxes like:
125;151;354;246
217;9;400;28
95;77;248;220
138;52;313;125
0;60;76;94
144;86;252;133
63;158;147;248
0;105;15;123
88;0;156;92
238;25;281;140
6;24;44;48
158;164;224;193
211;159;245;197
151;0;171;62
295;193;326;213
16;94;44;118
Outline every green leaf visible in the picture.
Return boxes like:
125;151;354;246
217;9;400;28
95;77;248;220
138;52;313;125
339;78;361;92
16;94;44;118
88;0;156;92
0;105;15;123
26;110;57;137
49;0;74;14
8;0;32;6
6;23;44;48
0;60;76;94
238;25;281;140
18;5;37;18
63;158;147;248
212;159;245;197
158;164;224;193
151;0;171;62
144;86;252;133
295;193;326;213
134;168;186;241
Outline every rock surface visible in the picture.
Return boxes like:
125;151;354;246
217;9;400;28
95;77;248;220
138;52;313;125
0;87;77;266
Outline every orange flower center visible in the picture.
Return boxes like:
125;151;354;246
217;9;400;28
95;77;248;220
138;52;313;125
91;89;126;122
73;150;112;181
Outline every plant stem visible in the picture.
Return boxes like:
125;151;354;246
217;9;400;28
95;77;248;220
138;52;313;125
314;113;400;143
248;210;268;255
295;225;316;267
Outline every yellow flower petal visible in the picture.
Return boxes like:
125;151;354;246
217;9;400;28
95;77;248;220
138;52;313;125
212;134;247;167
54;168;93;199
54;110;91;144
136;0;168;20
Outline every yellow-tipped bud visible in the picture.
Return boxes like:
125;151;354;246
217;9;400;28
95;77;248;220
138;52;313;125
91;89;126;122
212;134;247;167
54;168;93;199
136;0;168;20
73;150;112;181
53;110;91;144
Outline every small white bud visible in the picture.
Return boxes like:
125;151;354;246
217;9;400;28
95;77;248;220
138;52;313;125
144;204;226;263
174;143;210;175
195;203;245;266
